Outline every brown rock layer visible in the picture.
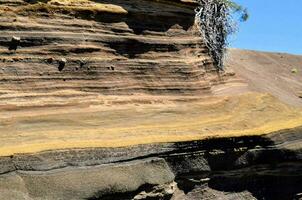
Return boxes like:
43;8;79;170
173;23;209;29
0;0;234;99
0;1;302;200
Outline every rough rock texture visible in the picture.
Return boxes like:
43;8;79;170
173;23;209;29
0;129;302;199
0;0;302;200
0;0;228;96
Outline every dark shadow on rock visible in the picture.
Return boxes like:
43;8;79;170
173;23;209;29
208;174;302;200
170;135;302;200
104;39;179;58
171;136;275;171
23;0;195;34
91;0;195;34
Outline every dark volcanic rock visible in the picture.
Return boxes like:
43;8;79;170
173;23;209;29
0;128;301;199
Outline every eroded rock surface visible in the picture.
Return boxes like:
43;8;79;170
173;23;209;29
0;0;302;199
0;130;302;199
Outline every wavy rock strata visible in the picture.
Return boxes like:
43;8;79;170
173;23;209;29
0;0;302;200
0;0;229;96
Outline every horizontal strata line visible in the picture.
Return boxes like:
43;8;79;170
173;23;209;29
0;18;134;32
0;29;202;40
0;63;213;68
0;32;204;44
0;72;212;77
0;62;210;68
0;72;211;77
0;25;191;38
0;65;211;71
0;64;210;70
0;65;210;71
0;85;212;91
0;74;208;81
0;80;208;85
5;159;301;176
0;57;212;64
0;46;209;52
0;24;178;37
0;157;166;175
0;23;191;38
0;67;209;72
0;82;211;88
0;80;211;87
0;22;135;33
0;94;96;100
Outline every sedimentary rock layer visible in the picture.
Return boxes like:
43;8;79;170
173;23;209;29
0;1;302;199
0;0;231;97
0;92;302;156
0;128;301;199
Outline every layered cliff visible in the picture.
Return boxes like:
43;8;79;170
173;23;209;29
0;0;230;96
0;1;302;200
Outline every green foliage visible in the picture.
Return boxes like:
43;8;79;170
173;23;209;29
222;0;249;21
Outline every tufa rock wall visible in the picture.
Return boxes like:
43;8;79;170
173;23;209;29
0;0;233;97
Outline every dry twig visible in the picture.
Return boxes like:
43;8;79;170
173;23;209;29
195;0;236;70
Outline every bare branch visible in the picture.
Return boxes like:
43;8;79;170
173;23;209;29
195;0;237;70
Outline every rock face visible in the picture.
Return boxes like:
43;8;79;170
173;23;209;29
0;1;302;200
1;129;302;200
0;0;230;96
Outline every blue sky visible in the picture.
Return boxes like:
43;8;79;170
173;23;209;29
230;0;302;55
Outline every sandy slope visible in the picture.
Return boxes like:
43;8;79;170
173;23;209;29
226;49;302;107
